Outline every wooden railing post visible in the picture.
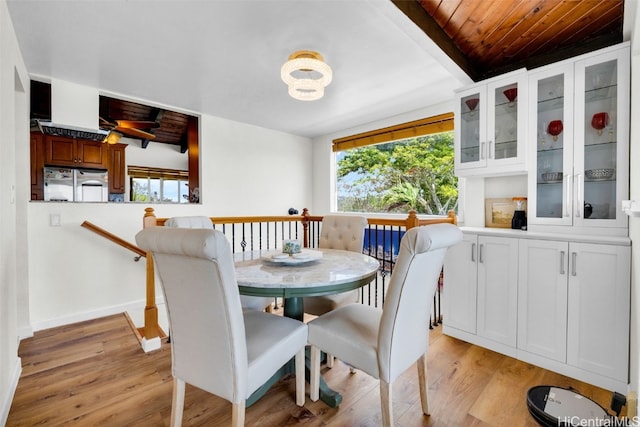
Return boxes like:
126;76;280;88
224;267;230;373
143;207;157;228
301;208;310;248
405;210;420;230
140;206;161;352
143;252;160;341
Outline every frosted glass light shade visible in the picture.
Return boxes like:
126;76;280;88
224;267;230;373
281;51;332;101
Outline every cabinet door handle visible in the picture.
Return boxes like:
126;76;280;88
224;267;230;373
560;251;565;275
575;174;582;218
571;252;577;276
479;244;484;263
564;174;572;217
471;243;476;262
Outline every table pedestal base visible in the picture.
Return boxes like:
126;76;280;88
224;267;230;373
247;296;342;408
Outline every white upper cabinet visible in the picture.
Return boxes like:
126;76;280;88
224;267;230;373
455;70;528;177
528;44;630;233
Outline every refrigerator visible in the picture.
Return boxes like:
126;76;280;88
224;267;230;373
44;167;108;202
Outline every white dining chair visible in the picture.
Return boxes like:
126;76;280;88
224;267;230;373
302;214;368;368
136;227;308;427
307;223;462;427
303;214;368;315
164;216;274;312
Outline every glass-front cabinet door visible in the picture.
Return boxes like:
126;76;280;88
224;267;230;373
456;86;486;170
573;49;629;229
454;70;527;177
529;63;574;226
529;45;629;230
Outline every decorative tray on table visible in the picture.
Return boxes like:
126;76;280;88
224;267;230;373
261;249;323;265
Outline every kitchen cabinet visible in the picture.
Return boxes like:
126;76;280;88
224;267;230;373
107;143;127;194
528;44;630;231
454;69;527;177
566;242;630;383
30;132;45;200
442;234;477;334
518;239;568;363
444;229;630;392
44;135;108;169
476;235;518;348
518;239;629;383
443;234;518;350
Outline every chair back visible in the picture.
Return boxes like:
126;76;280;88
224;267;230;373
319;214;367;252
136;227;248;403
377;224;462;383
164;216;213;229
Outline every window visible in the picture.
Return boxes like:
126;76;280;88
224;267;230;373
128;166;190;203
334;113;457;215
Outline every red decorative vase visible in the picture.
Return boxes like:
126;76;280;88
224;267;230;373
503;88;518;103
547;120;563;141
591;112;609;135
465;98;479;111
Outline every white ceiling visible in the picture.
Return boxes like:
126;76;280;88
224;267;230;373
7;0;471;139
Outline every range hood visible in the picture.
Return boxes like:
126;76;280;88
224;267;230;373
37;120;109;142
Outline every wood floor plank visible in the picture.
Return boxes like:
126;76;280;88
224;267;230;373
7;314;622;426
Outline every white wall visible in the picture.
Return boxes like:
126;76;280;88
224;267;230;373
0;0;30;423
627;0;640;399
26;89;313;329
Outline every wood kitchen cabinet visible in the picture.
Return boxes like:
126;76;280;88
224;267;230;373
107;143;126;193
44;135;108;169
30;132;45;200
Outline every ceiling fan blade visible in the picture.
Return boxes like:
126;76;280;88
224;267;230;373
114;126;156;140
115;120;160;129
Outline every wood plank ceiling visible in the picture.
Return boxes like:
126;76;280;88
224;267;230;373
99;96;193;153
394;0;625;81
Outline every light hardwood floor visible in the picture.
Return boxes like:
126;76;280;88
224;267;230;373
7;313;617;426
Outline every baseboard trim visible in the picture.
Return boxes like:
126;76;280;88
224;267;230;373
1;357;22;426
29;297;164;332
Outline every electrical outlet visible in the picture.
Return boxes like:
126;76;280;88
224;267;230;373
50;213;61;227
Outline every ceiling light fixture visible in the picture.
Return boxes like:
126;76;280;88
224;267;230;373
104;131;122;145
281;50;332;101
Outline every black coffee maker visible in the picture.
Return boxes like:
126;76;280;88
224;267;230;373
511;197;527;230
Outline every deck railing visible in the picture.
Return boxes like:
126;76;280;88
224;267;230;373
84;208;457;351
139;207;457;349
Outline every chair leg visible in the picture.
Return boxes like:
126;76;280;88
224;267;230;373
380;380;393;427
310;346;321;402
295;348;305;406
232;401;246;427
417;353;430;415
327;353;334;368
170;377;185;427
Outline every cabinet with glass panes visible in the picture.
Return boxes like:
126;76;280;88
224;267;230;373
454;69;527;177
527;43;629;234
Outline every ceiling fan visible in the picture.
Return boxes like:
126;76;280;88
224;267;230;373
99;117;160;142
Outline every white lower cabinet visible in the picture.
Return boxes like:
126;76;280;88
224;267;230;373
476;236;518;348
518;239;568;363
566;242;630;383
444;231;630;392
443;234;518;352
442;233;477;334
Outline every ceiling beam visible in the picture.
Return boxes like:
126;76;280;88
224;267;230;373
391;0;480;82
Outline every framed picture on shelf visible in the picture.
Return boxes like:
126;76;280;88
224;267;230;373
485;198;517;228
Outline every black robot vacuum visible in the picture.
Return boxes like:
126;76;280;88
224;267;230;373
527;385;627;426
